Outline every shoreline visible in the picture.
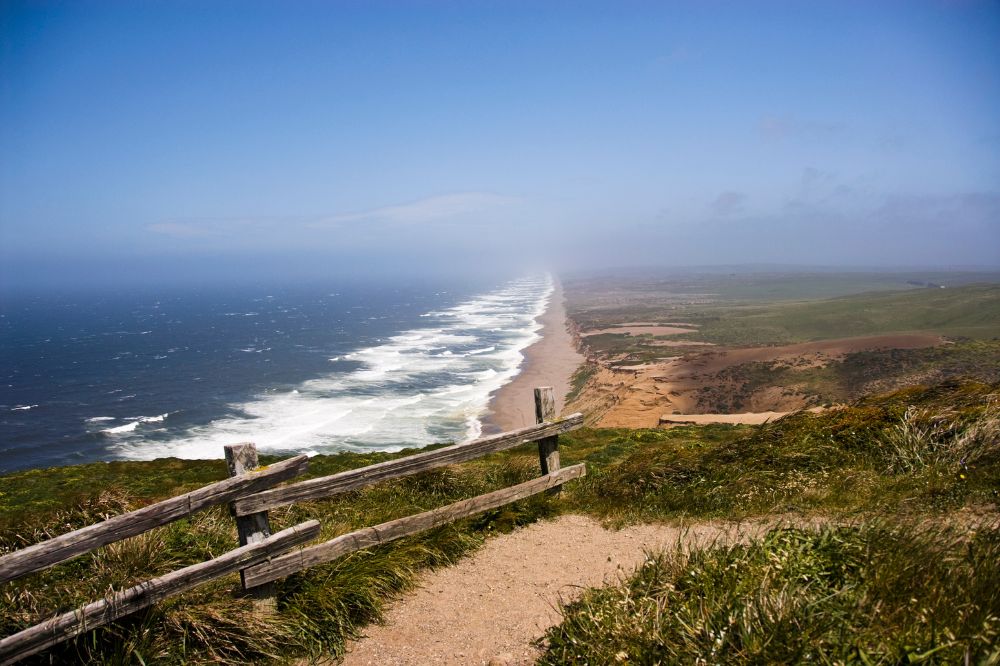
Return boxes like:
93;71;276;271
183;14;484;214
482;279;584;432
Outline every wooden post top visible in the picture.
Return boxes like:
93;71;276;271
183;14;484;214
534;386;556;423
224;442;260;476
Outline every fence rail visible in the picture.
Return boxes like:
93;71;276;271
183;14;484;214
233;412;583;517
0;521;321;665
244;464;585;588
0;454;309;585
0;386;584;664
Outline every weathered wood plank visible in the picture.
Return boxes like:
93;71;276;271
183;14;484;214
0;454;309;585
242;464;586;588
233;414;584;517
534;387;561;480
0;520;320;665
224;444;276;607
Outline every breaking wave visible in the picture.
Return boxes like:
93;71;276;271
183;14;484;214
113;275;552;460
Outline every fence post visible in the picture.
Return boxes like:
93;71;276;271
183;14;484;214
534;387;561;494
224;442;277;613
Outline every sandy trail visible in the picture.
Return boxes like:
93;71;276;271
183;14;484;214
339;514;772;666
581;325;697;337
659;408;826;426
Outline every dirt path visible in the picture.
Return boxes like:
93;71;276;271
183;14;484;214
338;514;772;665
658;408;827;426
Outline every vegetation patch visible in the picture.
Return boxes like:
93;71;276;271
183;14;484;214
677;284;1000;346
1;381;998;663
566;363;598;403
562;380;1000;522
565;273;1000;343
540;521;1000;664
0;456;555;664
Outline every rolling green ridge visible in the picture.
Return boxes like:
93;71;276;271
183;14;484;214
679;284;1000;346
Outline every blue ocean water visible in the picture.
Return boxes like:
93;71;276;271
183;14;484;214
0;275;552;473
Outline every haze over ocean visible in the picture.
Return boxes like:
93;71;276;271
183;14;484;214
0;275;551;472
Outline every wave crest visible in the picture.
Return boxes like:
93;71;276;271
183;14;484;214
114;275;553;460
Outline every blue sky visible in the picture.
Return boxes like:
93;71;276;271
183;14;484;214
2;1;998;287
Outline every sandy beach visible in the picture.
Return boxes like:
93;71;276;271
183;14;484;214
483;280;584;432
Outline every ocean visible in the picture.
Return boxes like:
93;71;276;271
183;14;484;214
0;274;552;473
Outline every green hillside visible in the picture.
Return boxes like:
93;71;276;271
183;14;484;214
681;284;1000;346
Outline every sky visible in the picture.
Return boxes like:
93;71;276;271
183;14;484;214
1;0;999;288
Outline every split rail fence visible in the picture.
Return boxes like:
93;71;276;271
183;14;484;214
0;387;584;664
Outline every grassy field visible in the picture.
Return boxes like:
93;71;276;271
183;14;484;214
678;284;1000;346
565;270;1000;333
567;275;1000;417
571;283;1000;351
2;381;998;663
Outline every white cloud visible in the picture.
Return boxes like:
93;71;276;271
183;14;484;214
145;192;519;244
759;115;848;141
146;222;213;238
317;192;517;226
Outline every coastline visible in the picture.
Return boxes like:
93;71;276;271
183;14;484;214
482;279;584;432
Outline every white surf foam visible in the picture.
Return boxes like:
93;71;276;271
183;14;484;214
134;413;169;423
114;275;553;461
102;421;140;435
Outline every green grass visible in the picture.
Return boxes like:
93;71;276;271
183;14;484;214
676;284;1000;346
566;363;598;402
571;285;1000;370
565;271;1000;333
2;381;998;663
542;381;1000;664
0;455;556;664
0;458;231;524
577;332;706;365
540;521;1000;664
561;381;1000;524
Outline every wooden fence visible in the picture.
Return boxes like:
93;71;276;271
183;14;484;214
0;387;584;664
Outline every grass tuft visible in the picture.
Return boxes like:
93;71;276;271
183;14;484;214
540;521;1000;664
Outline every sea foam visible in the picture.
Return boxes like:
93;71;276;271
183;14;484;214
113;275;553;461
